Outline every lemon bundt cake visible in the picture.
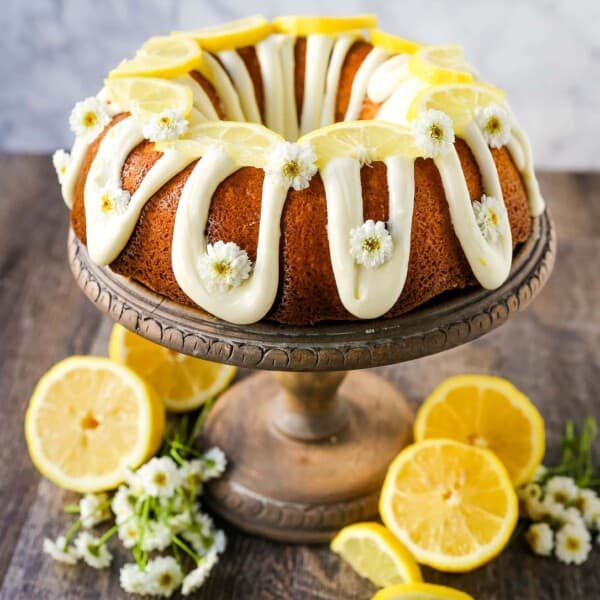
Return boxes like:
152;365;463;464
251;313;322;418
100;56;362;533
54;15;544;325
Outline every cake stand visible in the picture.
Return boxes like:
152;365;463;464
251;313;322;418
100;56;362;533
68;212;555;543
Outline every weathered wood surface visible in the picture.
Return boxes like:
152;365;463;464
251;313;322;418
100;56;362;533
0;156;598;599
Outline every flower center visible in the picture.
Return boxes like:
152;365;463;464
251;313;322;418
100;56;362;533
486;117;502;134
214;260;232;276
83;112;98;128
566;536;580;551
487;208;499;226
159;116;172;127
552;491;568;504
101;194;113;213
282;160;301;178
159;573;173;586
154;472;167;487
429;123;444;141
361;236;381;253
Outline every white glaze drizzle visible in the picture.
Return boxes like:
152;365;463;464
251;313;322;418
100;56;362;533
217;50;262;123
278;35;299;141
256;34;287;137
174;75;220;121
200;53;245;121
367;54;411;104
61;136;89;208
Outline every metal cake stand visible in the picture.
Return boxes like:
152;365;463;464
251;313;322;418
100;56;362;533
68;211;555;543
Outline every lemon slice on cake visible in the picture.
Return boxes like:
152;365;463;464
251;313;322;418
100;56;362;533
408;45;474;85
373;583;474;600
273;15;377;35
109;324;237;412
380;439;518;572
370;29;421;54
414;375;545;486
174;15;272;52
300;120;421;168
25;356;165;492
109;36;203;79
330;522;422;588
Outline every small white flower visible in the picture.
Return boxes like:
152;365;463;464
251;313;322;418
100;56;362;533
52;149;70;184
475;103;512;148
181;551;218;595
412;109;455;158
43;535;79;565
69;96;111;141
555;523;592;565
79;493;110;528
97;182;131;219
194;511;215;535
575;489;600;527
560;506;587;530
169;510;193;534
525;522;554;556
120;562;153;595
545;476;580;506
265;141;318;191
146;555;183;598
180;459;204;492
525;498;551;521
141;520;172;552
137;456;183;498
518;482;543;504
142;109;189;142
73;532;112;569
532;465;548;483
111;485;137;524
349;220;394;269
118;519;142;549
472;195;507;244
198;241;252;293
202;447;227;481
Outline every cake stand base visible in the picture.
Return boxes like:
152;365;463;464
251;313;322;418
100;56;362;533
202;370;413;543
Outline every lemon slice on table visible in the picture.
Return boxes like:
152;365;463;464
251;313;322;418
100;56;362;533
370;29;422;54
330;522;422;588
155;120;283;168
25;356;165;493
273;15;377;35
380;439;518;572
414;375;545;486
300;120;421;168
109;325;237;413
109;35;203;79
408;45;474;85
372;583;474;600
407;82;506;132
174;15;272;52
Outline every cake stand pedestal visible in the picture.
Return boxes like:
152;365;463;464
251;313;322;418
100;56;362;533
68;212;555;543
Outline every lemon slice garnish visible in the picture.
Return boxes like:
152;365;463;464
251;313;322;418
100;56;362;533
109;35;202;79
373;583;474;600
25;356;165;492
272;15;377;35
408;44;474;85
370;29;421;54
174;15;272;52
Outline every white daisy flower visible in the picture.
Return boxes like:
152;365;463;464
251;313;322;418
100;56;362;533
43;535;79;565
146;555;183;598
73;531;112;569
142;109;189;142
472;195;508;244
137;456;183;498
525;522;554;556
560;506;587;530
575;489;600;527
111;485;137;524
555;523;592;565
349;220;394;269
525;498;551;521
202;447;227;481
141;520;172;552
198;241;252;293
180;459;204;492
118;519;142;549
168;510;193;534
97;183;131;219
265;141;318;191
518;482;543;504
194;511;215;535
52;149;70;184
545;476;580;506
475;103;512;148
69;97;112;141
181;551;218;596
412;109;455;158
120;562;153;595
79;493;110;528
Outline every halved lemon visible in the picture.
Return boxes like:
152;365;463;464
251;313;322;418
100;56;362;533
370;29;421;55
155;120;283;167
414;375;545;486
174;15;272;52
109;324;237;412
300;120;421;168
25;356;165;492
331;522;422;588
109;35;203;79
408;45;473;85
273;15;377;35
372;583;474;600
380;439;518;572
105;77;193;121
407;82;506;131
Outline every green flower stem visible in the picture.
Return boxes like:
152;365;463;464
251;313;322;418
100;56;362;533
95;523;119;547
64;504;80;514
188;398;215;445
63;519;83;549
171;534;202;564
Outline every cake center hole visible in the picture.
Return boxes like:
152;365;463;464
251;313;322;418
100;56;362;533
81;412;99;430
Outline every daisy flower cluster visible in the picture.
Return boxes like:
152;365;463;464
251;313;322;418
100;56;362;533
265;140;318;191
519;418;600;565
43;406;228;597
349;220;394;269
472;194;508;244
412;109;455;158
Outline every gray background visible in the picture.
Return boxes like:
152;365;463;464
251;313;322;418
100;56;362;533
2;0;598;169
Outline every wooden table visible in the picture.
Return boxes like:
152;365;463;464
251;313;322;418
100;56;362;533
0;155;598;599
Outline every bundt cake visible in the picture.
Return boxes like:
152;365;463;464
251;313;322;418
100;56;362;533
54;15;545;325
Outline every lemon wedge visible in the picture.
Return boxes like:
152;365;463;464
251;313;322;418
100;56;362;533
331;522;422;588
414;375;545;486
273;15;377;35
25;356;165;492
174;15;272;52
300;120;421;168
109;35;203;79
372;583;474;600
370;29;421;54
380;439;518;572
109;324;236;412
408;45;473;85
